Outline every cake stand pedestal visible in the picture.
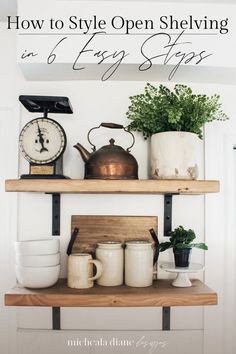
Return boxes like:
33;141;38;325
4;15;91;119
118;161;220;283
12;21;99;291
160;262;204;287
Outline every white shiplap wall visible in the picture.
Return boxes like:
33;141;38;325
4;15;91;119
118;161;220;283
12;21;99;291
0;16;236;354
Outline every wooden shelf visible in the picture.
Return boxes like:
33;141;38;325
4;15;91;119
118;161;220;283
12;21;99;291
5;179;219;194
5;279;217;307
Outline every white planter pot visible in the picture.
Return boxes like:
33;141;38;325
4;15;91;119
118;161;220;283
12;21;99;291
150;132;202;180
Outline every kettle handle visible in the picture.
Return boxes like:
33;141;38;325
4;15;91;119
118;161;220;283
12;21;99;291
100;123;123;129
87;123;135;152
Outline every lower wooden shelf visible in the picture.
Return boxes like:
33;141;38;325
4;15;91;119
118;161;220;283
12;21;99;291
5;279;217;307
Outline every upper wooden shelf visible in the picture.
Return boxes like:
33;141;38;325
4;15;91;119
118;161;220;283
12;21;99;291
5;279;217;307
5;179;219;195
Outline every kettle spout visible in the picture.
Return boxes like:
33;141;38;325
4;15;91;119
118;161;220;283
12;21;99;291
73;143;91;163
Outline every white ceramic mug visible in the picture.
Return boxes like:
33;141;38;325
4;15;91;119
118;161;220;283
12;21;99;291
125;241;156;287
96;241;124;286
67;253;103;289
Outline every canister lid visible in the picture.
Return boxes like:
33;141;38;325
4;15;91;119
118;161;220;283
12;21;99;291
97;241;122;248
125;240;152;248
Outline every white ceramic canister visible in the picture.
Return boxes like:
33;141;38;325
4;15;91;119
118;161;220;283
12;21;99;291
96;241;124;286
125;240;154;287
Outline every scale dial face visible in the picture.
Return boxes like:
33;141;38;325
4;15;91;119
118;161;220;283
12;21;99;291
19;118;66;164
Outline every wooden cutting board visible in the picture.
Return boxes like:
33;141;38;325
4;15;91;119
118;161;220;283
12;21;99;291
71;215;158;255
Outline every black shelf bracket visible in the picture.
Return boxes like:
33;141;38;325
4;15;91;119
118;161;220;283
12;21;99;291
51;306;170;331
52;194;61;236
164;194;173;237
52;307;61;330
162;307;171;330
163;195;173;329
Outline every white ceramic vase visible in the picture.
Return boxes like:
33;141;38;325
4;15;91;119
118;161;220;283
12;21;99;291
150;131;202;180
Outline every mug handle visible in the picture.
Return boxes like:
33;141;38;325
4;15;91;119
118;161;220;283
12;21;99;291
89;259;103;281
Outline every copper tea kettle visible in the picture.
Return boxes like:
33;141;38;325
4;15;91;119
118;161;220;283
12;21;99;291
74;123;138;179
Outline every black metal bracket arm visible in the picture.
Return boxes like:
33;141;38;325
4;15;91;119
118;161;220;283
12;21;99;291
51;192;173;238
52;307;61;330
51;306;170;331
164;194;173;237
52;194;61;236
162;307;171;330
163;195;173;330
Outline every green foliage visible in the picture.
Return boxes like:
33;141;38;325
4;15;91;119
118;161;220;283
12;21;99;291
159;226;208;252
126;83;228;139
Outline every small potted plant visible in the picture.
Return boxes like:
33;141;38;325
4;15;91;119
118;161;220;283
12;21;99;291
126;83;228;179
159;226;208;267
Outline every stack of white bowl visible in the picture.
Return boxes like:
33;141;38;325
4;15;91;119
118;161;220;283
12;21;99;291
15;239;60;288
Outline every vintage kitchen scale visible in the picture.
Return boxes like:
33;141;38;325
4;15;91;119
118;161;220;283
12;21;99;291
19;95;73;179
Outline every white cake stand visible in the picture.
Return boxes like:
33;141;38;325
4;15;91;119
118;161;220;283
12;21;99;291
160;262;204;287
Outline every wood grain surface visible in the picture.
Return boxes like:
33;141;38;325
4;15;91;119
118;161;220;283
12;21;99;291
71;215;157;254
5;179;220;194
5;279;217;307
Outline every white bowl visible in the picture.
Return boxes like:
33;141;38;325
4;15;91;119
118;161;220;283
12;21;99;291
15;264;60;288
15;239;60;256
16;253;60;267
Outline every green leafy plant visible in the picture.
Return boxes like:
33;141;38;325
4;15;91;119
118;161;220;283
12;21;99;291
159;226;208;252
126;83;228;139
